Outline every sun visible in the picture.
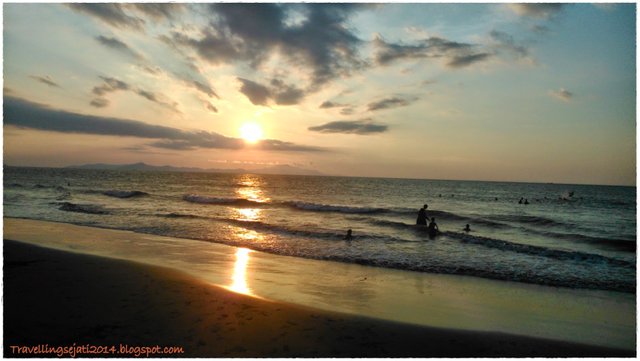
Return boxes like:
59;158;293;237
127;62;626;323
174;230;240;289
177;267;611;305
239;123;263;144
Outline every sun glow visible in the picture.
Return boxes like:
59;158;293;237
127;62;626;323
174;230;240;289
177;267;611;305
240;123;263;144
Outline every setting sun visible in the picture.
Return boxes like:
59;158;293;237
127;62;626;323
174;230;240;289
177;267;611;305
239;123;263;144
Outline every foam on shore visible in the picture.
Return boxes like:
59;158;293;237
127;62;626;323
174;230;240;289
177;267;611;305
3;217;635;351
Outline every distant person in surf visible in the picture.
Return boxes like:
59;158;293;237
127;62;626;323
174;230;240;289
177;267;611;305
428;217;439;238
464;224;471;232
344;229;353;241
518;197;524;204
416;204;428;225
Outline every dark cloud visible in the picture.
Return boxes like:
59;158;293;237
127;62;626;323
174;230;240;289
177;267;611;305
29;75;61;88
67;4;144;30
373;36;431;65
508;4;564;19
90;98;109;108
367;97;416;112
166;4;369;88
4;96;324;152
127;3;186;21
447;53;493;68
373;35;490;69
549;88;573;102
95;35;144;60
238;78;271;106
238;78;306;106
308;119;388;135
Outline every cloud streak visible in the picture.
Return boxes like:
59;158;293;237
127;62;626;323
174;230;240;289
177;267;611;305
367;96;417;111
4;96;325;152
67;3;145;30
90;76;180;112
308;119;388;135
4;96;324;152
373;35;492;69
29;75;61;88
95;35;144;60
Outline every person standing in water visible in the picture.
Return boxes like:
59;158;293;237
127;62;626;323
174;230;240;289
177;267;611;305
428;217;439;238
416;204;428;225
344;229;353;241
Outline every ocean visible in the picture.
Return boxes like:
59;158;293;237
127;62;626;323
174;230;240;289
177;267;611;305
3;166;636;293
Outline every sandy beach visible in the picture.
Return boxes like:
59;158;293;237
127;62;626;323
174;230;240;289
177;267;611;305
3;237;634;357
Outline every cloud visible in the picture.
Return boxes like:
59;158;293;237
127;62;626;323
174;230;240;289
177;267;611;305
4;96;324;152
206;102;218;113
67;4;144;30
308;119;388;135
29;75;61;88
92;76;129;96
319;101;345;109
127;3;186;21
90;98;109;108
95;35;144;60
447;53;493;68
507;4;564;19
549;88;573;102
165;4;369;88
238;78;306;106
373;35;491;69
90;76;180;112
489;30;530;60
238;78;271;106
367;96;417;112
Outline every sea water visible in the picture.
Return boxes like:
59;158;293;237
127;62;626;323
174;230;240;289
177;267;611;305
3;166;636;293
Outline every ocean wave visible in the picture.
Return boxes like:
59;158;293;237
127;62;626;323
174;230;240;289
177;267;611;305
487;214;565;227
533;230;636;252
103;190;149;198
286;201;388;214
183;194;266;207
57;202;109;215
6;183;23;188
444;231;634;267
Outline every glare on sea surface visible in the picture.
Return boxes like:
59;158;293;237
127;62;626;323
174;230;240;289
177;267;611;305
229;248;252;295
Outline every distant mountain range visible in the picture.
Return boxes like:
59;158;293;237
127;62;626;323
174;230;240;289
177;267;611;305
65;162;324;176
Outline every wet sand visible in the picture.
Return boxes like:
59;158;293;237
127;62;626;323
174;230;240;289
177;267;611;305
3;239;633;357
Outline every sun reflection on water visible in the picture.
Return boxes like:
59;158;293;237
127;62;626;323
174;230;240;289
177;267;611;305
229;247;252;295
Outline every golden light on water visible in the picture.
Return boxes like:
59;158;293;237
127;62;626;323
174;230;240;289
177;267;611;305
236;208;260;221
229;248;252;295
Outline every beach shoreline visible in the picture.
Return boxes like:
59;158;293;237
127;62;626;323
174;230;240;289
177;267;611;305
3;239;634;357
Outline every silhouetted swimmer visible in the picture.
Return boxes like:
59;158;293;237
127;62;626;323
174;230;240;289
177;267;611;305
524;199;529;205
428;217;439;238
464;224;471;232
344;229;353;241
494;197;498;201
416;204;428;226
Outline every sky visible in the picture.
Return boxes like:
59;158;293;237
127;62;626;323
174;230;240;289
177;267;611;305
3;3;636;186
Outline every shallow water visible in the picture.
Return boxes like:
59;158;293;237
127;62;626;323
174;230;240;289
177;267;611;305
4;218;635;350
3;166;636;292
